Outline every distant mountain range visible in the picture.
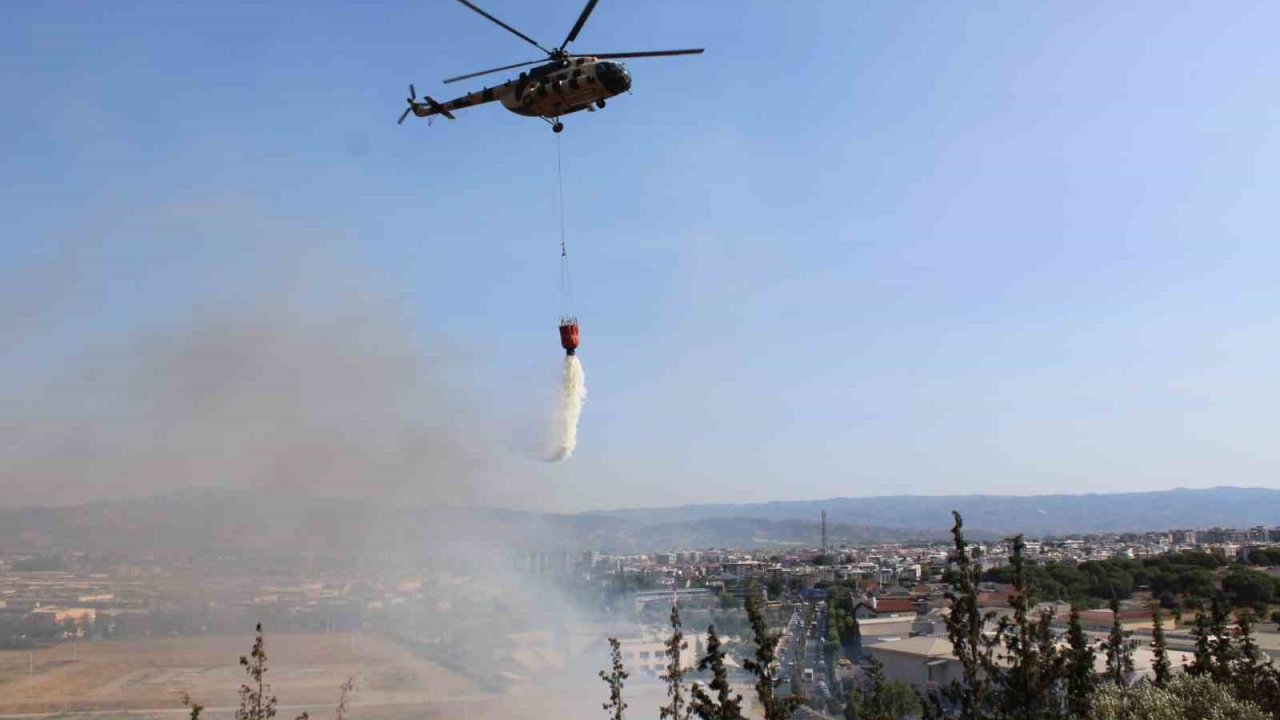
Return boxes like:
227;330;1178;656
0;489;956;557
0;486;1275;557
585;486;1280;538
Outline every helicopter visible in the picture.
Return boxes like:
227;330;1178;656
397;0;703;133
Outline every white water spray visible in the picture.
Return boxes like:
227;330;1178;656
548;355;586;461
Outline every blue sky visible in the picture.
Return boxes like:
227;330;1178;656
3;1;1280;511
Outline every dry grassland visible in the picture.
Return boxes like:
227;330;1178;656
0;633;481;718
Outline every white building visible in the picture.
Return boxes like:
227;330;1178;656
866;636;961;691
614;633;702;678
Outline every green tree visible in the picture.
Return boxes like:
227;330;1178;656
333;676;355;720
660;605;692;720
1102;596;1134;686
1063;606;1096;718
848;656;920;720
1030;608;1066;720
600;637;629;720
1187;602;1214;679
995;535;1062;720
1233;611;1265;706
1090;673;1267;720
744;586;802;720
932;512;1002;720
1206;595;1236;684
1150;605;1171;687
1228;610;1280;717
237;623;277;720
766;577;785;600
1247;548;1280;566
1223;569;1278;609
691;625;744;720
180;691;204;720
825;615;842;676
979;550;1249;608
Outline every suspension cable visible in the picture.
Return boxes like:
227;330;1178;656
556;132;575;318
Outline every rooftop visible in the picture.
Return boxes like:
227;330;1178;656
870;636;955;658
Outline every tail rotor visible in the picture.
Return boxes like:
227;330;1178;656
397;84;419;125
397;84;456;125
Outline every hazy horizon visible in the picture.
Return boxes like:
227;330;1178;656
0;482;1273;514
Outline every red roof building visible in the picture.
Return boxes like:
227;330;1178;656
854;597;920;618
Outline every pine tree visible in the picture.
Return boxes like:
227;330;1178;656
1187;601;1213;678
334;676;355;720
999;535;1033;717
1149;605;1171;688
744;586;802;720
1237;610;1264;669
1029;607;1065;720
237;623;277;720
995;535;1061;720
1227;609;1280;717
847;656;887;719
1063;607;1095;718
660;605;692;720
600;637;629;720
843;690;859;720
180;691;204;720
1233;610;1265;708
849;656;920;720
936;511;1001;720
691;625;744;720
1180;597;1280;717
1102;596;1133;686
1206;594;1236;684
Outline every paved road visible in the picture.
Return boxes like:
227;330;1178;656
777;600;832;704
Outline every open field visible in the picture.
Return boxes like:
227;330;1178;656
0;633;482;718
0;632;764;720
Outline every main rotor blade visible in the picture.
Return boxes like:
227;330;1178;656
443;58;545;84
454;0;551;55
398;107;412;125
582;49;705;59
560;0;599;51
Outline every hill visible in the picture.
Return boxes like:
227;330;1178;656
0;489;949;557
588;486;1280;536
0;487;1274;557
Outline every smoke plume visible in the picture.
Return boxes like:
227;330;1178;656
547;355;586;461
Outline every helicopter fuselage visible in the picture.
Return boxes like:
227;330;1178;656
412;57;632;122
397;0;701;131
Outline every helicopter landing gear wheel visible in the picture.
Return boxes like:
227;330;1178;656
552;122;564;133
595;99;606;109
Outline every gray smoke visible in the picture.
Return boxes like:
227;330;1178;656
0;295;501;508
0;210;643;719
